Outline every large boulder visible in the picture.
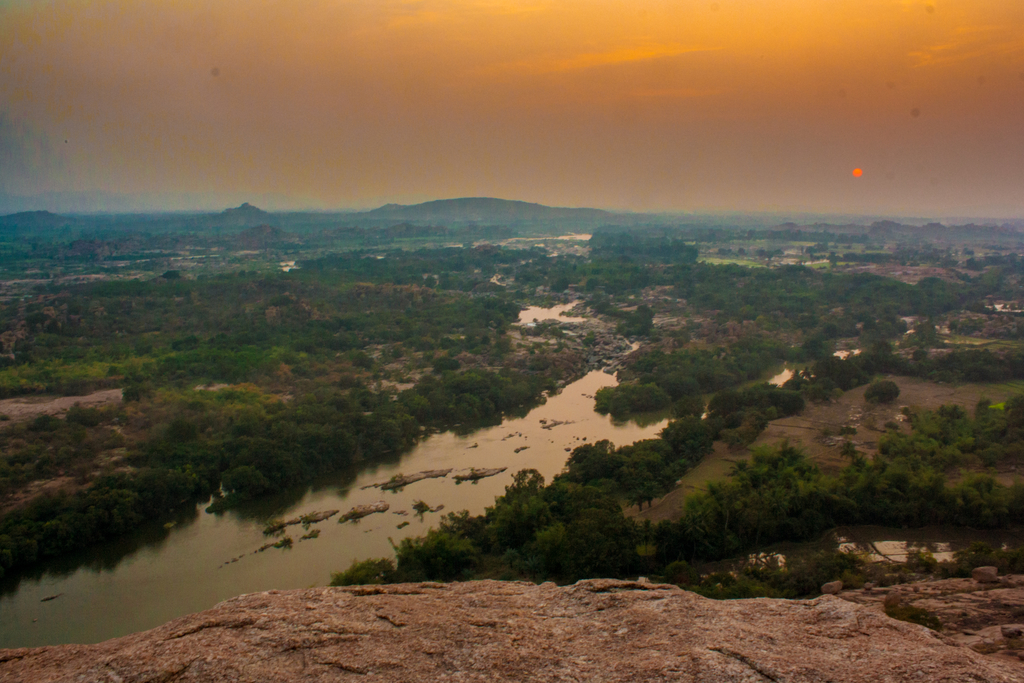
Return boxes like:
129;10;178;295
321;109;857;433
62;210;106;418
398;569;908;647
821;580;843;595
974;566;1000;583
1;579;1021;682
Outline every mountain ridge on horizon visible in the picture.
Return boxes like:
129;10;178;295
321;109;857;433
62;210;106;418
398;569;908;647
361;196;615;223
2;198;1021;233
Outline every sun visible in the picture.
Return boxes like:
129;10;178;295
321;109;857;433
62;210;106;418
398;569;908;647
852;168;863;178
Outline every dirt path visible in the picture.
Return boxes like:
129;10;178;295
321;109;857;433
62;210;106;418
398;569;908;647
0;389;123;423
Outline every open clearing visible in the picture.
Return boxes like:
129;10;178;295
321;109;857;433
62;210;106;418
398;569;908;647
0;389;123;423
628;377;1022;524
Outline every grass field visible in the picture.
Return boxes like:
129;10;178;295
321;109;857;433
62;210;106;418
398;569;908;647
698;256;766;268
987;379;1024;395
939;335;1024;352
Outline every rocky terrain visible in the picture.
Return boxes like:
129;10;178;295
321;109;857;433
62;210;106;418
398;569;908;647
839;571;1024;668
2;579;1021;682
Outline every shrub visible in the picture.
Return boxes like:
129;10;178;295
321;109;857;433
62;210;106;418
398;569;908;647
663;560;700;586
906;550;938;573
865;380;900;404
330;558;397;586
885;604;942;631
395;529;478;581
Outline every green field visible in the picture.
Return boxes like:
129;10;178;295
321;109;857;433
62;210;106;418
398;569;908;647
939;335;1024;352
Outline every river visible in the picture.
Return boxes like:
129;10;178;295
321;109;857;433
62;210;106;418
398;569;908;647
0;369;669;648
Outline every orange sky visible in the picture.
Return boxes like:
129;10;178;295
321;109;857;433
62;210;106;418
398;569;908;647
1;0;1023;216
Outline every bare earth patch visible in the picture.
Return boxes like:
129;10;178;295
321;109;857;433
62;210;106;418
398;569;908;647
0;476;82;516
0;389;123;423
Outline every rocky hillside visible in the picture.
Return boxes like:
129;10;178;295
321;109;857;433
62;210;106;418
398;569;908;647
1;579;1021;682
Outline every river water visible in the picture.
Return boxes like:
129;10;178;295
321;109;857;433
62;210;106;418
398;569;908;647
0;370;669;648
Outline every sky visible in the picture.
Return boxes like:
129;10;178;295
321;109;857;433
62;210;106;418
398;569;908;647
1;0;1023;216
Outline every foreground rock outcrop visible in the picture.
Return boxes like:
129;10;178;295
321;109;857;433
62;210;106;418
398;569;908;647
839;573;1024;666
2;579;1021;682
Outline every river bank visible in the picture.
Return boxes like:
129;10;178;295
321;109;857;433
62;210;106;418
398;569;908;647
0;369;669;648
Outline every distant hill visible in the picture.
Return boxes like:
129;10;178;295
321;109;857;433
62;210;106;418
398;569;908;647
206;203;272;229
0;210;81;232
363;198;614;224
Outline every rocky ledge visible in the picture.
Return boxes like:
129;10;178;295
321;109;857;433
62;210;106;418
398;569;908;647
838;572;1024;667
1;579;1021;682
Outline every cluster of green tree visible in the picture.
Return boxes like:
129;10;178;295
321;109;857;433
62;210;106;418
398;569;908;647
864;380;900;404
0;253;539;397
493;246;1006;351
0;368;549;578
557;421;712;509
968;252;1024;274
545;255;1021;359
594;336;790;419
0;468;201;579
396;369;551;429
519;258;655;295
0;208;528;258
594;383;671;417
333;397;1024;589
567;262;981;351
705;385;805;446
875;397;1024;472
334;469;642;584
658;410;1024;564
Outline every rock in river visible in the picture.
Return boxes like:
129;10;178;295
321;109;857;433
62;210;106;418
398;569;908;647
453;467;507;482
339;501;389;522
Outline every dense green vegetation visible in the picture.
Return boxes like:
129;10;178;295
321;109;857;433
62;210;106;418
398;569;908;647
0;255;540;398
0;248;576;579
594;337;792;419
3;218;1024;592
334;395;1024;591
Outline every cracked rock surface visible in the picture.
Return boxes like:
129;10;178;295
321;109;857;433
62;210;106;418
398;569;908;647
1;579;1021;682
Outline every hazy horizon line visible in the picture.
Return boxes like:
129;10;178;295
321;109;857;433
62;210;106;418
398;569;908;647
1;193;1021;226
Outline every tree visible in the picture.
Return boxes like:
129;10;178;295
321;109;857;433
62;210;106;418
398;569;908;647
660;416;713;463
864;380;900;404
330;558;396;585
220;465;271;500
395;529;478;581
